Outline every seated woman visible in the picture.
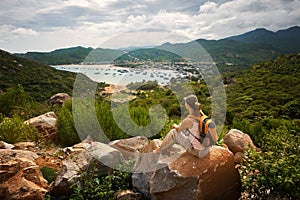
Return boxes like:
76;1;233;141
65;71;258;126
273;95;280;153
153;95;218;158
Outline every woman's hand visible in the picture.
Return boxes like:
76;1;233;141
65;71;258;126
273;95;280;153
172;124;179;131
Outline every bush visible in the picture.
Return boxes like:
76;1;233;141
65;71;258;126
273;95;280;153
0;116;40;143
238;119;300;199
70;162;133;200
40;166;58;183
57;100;81;147
0;85;30;117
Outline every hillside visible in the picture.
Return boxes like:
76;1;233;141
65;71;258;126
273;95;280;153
14;27;300;71
114;48;182;63
0;49;76;101
15;46;93;65
226;53;300;123
228;26;300;53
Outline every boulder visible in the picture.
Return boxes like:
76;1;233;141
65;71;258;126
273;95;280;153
133;145;241;200
0;141;14;149
24;112;58;142
117;190;143;200
224;129;257;154
49;140;124;197
48;93;71;106
109;136;150;158
0;149;48;200
14;142;36;150
234;152;246;164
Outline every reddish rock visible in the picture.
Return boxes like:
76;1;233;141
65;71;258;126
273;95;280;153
133;146;241;200
234;152;246;164
224;129;257;154
0;149;48;200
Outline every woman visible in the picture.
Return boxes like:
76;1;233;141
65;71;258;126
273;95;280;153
153;95;218;158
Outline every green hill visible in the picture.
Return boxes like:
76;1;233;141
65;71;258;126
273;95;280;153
0;49;76;101
228;26;300;53
84;48;125;64
114;48;182;63
15;46;93;65
14;27;300;72
226;53;300;123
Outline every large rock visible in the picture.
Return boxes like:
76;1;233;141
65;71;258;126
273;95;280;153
48;93;71;106
25;112;58;142
0;141;14;149
109;136;150;158
49;139;124;197
133;145;241;200
224;129;257;154
0;149;48;200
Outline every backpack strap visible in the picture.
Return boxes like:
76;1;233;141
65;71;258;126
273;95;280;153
187;114;215;146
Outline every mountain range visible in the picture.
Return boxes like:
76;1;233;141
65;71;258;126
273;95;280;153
15;26;300;70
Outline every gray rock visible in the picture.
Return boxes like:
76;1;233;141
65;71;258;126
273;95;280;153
49;140;124;196
0;141;14;149
49;93;71;106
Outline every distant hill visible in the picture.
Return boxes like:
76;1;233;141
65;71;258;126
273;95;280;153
114;48;182;63
14;26;300;71
0;49;76;101
15;46;93;65
227;26;300;53
84;48;125;64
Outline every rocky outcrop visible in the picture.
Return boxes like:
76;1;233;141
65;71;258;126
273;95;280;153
133;145;241;200
48;93;71;106
0;149;48;200
24;112;58;142
49;139;124;197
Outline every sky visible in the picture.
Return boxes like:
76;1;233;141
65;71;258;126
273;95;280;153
0;0;299;53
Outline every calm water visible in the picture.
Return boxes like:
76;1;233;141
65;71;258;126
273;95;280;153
52;64;184;85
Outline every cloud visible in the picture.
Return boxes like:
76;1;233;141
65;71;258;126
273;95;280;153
11;27;38;36
0;0;299;52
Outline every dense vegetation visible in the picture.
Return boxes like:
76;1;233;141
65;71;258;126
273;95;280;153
16;46;93;65
0;49;299;199
114;48;183;63
225;53;300;199
0;49;76;101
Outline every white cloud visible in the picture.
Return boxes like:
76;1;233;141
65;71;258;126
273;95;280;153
12;27;38;36
0;0;300;52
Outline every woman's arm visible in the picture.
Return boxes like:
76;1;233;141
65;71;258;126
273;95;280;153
173;118;193;132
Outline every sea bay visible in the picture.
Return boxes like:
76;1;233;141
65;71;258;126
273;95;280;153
52;64;185;85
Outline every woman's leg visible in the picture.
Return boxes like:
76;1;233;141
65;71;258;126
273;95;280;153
155;129;191;152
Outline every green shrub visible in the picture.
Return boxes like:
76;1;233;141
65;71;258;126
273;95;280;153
238;119;300;199
57;100;81;147
70;163;133;200
0;85;30;117
40;166;58;183
0;116;40;143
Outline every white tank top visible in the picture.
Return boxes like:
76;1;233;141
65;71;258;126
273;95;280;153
188;120;205;150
